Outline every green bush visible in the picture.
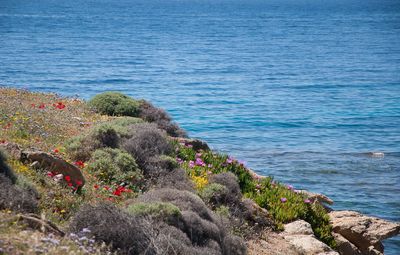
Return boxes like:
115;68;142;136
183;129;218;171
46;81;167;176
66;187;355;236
199;183;228;206
86;148;142;185
88;92;141;117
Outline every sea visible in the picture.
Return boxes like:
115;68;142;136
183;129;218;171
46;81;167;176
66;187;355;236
0;0;399;252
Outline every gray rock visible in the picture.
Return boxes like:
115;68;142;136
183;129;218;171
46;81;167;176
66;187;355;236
329;210;400;254
283;220;314;235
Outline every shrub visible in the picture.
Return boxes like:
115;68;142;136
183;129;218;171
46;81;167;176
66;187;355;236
209;172;242;205
0;174;39;213
122;123;173;169
0;150;17;184
138;100;187;137
222;235;247;255
88;92;140;117
153;168;195;192
126;202;181;225
199;183;228;207
69;203;154;255
65;123;121;161
86;148;142;185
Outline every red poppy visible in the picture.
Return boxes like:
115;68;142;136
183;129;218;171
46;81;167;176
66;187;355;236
64;175;71;182
38;103;46;109
31;103;36;108
68;183;73;187
54;102;66;109
47;171;55;178
76;180;82;186
53;148;59;153
94;184;99;189
74;161;85;168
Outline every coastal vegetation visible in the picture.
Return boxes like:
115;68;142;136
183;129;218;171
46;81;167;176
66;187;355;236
0;88;335;254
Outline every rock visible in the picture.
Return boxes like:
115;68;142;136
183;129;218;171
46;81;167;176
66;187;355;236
247;232;300;255
0;142;23;160
329;210;400;254
283;220;314;235
177;138;210;151
280;220;339;255
22;151;85;188
283;235;337;255
332;233;362;255
298;190;334;205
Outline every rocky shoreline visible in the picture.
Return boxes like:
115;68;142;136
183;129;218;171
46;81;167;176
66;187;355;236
0;89;399;255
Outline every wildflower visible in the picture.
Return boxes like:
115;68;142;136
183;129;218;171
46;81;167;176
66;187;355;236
31;103;36;108
226;157;233;164
207;164;213;168
189;160;195;168
53;148;59;153
287;185;294;190
47;171;55;178
195;158;205;166
76;180;83;186
207;170;212;175
176;157;183;164
280;197;287;203
256;184;261;189
94;184;99;189
196;153;202;158
304;199;311;204
74;160;85;168
54;102;66;109
185;144;193;148
104;186;110;191
38;103;46;109
68;182;73;187
238;160;246;166
64;175;71;182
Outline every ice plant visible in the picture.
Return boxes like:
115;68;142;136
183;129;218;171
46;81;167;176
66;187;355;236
280;197;287;203
304;199;311;204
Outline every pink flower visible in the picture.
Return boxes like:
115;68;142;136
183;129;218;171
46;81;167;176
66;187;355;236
189;161;195;168
195;158;205;166
287;185;294;190
207;164;213;168
195;153;202;158
280;197;287;203
304;199;311;204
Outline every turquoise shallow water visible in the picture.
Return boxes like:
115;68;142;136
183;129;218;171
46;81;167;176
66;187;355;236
1;0;399;252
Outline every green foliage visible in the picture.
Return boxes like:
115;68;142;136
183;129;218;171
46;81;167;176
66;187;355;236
199;183;228;205
126;202;181;220
176;143;336;248
87;148;142;185
88;92;141;117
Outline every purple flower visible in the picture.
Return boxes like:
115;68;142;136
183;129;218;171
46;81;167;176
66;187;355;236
304;199;311;204
189;160;195;168
176;157;183;164
256;184;261;189
207;170;212;175
195;158;205;166
226;156;234;164
238;160;246;166
185;144;193;148
280;197;287;203
195;153;202;158
287;185;294;190
207;164;213;168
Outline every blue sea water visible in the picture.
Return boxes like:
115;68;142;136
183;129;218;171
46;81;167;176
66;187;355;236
1;0;399;252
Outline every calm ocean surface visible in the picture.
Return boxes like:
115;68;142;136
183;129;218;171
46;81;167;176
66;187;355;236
1;0;399;252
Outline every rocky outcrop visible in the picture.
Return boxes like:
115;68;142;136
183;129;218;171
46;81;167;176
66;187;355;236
22;151;85;188
329;210;400;255
297;190;334;205
0;142;85;189
281;220;339;255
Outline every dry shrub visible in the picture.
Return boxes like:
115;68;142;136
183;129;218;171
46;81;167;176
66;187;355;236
138;100;187;138
122;123;173;170
0;174;38;213
65;123;121;161
0;150;17;184
136;188;247;255
153;168;195;192
69;203;155;255
209;172;242;203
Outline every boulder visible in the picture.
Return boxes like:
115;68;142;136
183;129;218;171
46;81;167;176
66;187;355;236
283;235;337;255
283;220;314;236
329;210;400;254
280;220;339;255
332;233;362;255
22;151;85;188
